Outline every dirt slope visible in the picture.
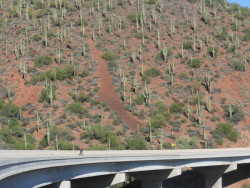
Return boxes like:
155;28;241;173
88;39;144;130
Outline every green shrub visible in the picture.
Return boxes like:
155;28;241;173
128;13;141;23
79;69;90;78
55;65;75;80
112;118;121;126
102;51;119;61
207;46;218;58
146;0;156;4
216;138;224;145
235;7;250;20
179;72;189;81
34;55;52;67
81;125;124;149
214;122;239;142
150;113;166;128
8;9;18;18
47;31;56;39
183;41;193;50
58;139;74;150
36;9;51;18
143;67;161;83
39;125;75;149
188;58;202;68
170;103;184;114
242;27;250;41
201;16;211;25
0;100;20;119
39;85;56;103
88;144;107;150
31;34;42;41
74;18;88;26
188;0;199;3
217;26;228;40
50;125;75;141
134;94;144;105
190;94;203;105
135;32;147;39
118;0;126;6
231;61;246;71
72;91;88;103
150;101;171;128
170;121;181;132
0;125;35;150
127;134;147;150
30;70;54;84
223;104;245;124
66;102;88;115
30;65;75;84
177;136;199;149
231;21;239;31
34;0;44;9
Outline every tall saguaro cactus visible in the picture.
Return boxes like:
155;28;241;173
228;103;235;120
24;134;27;150
196;97;203;125
49;82;53;107
132;72;138;93
204;71;213;93
36;112;40;131
186;100;191;119
46;123;50;146
149;120;152;143
122;74;127;103
143;82;152;105
157;29;161;49
206;93;211;112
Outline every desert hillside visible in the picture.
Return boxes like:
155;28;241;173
0;0;249;150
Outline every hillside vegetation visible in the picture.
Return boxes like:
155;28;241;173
0;0;249;150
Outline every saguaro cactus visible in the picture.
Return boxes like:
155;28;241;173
143;83;152;105
162;43;169;62
49;82;53;107
132;72;138;93
202;127;207;140
56;47;62;64
131;49;136;63
159;129;164;150
157;29;161;49
206;93;211;112
170;18;175;38
196;97;203;125
228;103;235;120
24;134;27;150
204;71;213;93
36;112;40;131
55;135;59;150
46;123;50;145
149;120;152;143
186;100;191;119
122;74;127;103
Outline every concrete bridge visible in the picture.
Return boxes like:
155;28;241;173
0;148;250;188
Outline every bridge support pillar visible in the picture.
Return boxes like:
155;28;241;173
130;168;181;188
196;164;237;188
59;181;71;188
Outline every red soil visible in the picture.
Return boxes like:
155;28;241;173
4;71;42;107
87;38;144;130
